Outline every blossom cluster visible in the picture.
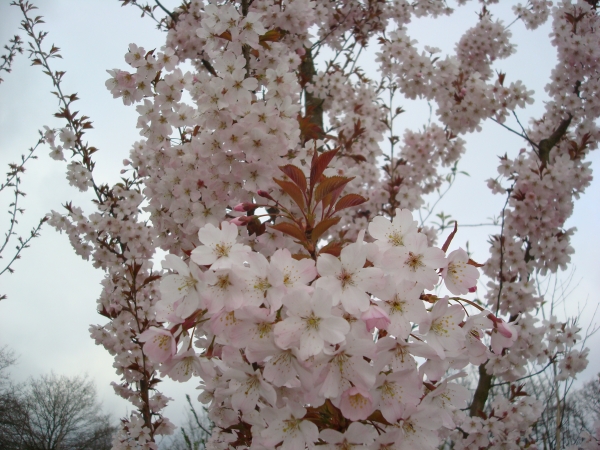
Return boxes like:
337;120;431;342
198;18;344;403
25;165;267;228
377;27;534;134
35;0;599;449
141;210;518;450
480;1;598;388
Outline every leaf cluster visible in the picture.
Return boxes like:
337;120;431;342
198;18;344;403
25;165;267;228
262;149;367;258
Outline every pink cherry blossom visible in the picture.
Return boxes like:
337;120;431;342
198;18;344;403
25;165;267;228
419;297;466;358
274;289;350;360
160;254;205;319
378;232;446;289
440;248;480;295
368;208;419;251
261;402;319;450
191;221;250;269
373;369;423;423
360;304;391;332
376;279;428;339
339;385;374;421
138;327;176;364
319;422;377;450
316;238;384;315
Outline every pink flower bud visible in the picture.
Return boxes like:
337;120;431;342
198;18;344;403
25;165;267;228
487;314;513;337
468;286;477;293
496;320;514;339
230;216;254;226
361;304;391;332
233;202;256;212
296;47;306;56
257;190;274;201
229;217;245;226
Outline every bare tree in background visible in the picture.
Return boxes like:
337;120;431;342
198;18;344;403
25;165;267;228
0;350;116;450
19;372;115;450
560;374;600;448
0;346;29;449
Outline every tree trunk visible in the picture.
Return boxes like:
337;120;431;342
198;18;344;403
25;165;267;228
470;363;494;417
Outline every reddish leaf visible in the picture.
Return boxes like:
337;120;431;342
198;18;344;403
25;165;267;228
273;178;306;210
441;221;458;253
311;216;341;243
259;29;282;43
420;293;439;304
343;153;367;163
142;275;161;287
298;114;324;142
467;258;485;268
310;148;338;189
314;176;354;204
279;164;307;192
321;183;348;212
218;30;233;41
291;253;311;260
335;193;367;212
270;221;307;243
318;241;344;257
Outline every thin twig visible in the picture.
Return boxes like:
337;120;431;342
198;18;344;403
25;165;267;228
495;181;515;316
491;117;538;149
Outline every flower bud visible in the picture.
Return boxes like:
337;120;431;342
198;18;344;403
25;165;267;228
229;216;253;226
361;304;391;332
257;190;274;201
233;202;256;212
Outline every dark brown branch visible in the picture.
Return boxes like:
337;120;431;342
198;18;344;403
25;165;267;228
470;363;494;417
538;114;572;167
300;46;324;140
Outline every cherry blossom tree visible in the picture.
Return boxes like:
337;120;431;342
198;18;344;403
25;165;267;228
7;0;600;449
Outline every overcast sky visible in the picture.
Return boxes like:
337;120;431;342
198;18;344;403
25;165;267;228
0;0;599;430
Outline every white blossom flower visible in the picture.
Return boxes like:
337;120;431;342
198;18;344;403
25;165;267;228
191;221;250;269
368;208;419;251
160;254;205;319
274;289;350;360
440;248;480;295
378;233;446;289
316;235;384;315
419;297;466;358
261;402;319;450
320;422;377;450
